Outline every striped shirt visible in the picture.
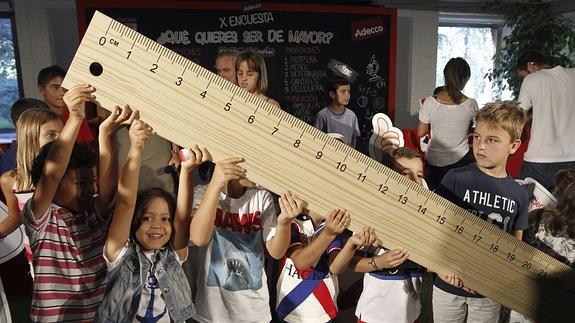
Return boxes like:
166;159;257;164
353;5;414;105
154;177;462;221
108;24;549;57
23;201;108;322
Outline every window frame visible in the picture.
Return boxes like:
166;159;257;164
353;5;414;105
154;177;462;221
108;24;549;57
0;10;23;140
437;14;512;103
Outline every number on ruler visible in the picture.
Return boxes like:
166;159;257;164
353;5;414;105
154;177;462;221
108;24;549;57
316;151;323;159
418;205;426;214
127;51;132;59
378;184;388;194
538;269;547;278
521;261;532;270
436;216;446;224
224;102;231;111
248;115;255;124
336;162;347;172
271;127;278;135
472;234;482;243
150;64;158;73
398;195;408;204
490;244;499;253
175;77;183;86
294;139;301;148
357;173;366;182
200;91;207;99
507;253;516;261
455;225;464;234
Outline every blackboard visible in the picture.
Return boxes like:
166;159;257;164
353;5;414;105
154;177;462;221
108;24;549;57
77;1;396;153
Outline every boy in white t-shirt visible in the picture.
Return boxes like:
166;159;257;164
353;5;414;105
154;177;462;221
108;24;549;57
355;147;427;323
189;155;299;323
275;207;353;322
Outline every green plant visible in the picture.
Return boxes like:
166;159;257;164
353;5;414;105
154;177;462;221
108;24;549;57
485;0;575;98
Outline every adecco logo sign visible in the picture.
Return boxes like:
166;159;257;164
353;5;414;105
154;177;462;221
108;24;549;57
351;17;386;41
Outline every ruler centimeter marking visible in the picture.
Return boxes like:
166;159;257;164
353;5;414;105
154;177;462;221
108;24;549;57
63;11;574;319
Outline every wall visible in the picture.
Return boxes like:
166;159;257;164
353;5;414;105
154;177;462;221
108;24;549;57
394;9;438;128
12;0;78;98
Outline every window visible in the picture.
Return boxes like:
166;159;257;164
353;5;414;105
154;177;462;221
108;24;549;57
437;17;513;107
0;13;21;138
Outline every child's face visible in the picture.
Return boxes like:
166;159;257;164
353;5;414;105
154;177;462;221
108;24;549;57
237;61;259;93
136;197;173;251
54;167;97;212
395;157;424;185
39;76;66;115
38;119;63;148
473;121;520;175
330;85;351;106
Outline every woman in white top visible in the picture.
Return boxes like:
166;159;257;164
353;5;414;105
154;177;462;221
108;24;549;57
417;57;478;190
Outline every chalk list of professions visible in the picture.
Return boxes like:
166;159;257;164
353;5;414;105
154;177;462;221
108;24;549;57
283;49;326;124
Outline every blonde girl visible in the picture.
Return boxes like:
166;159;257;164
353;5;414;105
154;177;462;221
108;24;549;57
0;108;63;236
236;49;281;108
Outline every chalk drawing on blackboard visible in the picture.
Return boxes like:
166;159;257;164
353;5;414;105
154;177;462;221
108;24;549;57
367;55;381;82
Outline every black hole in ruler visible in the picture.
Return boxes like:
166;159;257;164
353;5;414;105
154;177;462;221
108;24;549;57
89;62;103;76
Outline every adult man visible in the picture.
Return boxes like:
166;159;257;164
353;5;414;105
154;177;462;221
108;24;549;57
517;50;575;191
215;49;237;84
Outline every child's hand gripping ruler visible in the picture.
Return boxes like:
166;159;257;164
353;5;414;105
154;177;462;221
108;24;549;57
62;11;574;320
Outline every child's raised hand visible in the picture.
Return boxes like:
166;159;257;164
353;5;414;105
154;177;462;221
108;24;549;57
211;157;246;191
324;208;350;235
128;119;153;151
99;105;137;135
441;273;476;294
63;84;95;120
278;191;304;226
181;145;211;170
375;248;409;268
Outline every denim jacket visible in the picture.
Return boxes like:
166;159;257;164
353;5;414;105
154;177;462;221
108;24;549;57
95;243;195;322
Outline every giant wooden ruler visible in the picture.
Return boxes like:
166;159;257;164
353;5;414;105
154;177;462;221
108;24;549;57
63;11;573;319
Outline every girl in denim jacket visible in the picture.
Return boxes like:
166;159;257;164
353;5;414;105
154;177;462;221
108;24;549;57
95;116;209;322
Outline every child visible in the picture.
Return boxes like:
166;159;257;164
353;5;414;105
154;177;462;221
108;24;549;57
315;77;360;148
236;49;281;107
433;101;529;323
418;57;478;190
190;155;297;322
275;206;351;322
1;108;62;240
0;98;50;174
95;118;206;322
351;147;425;323
22;84;132;322
380;147;425;186
37;65;95;144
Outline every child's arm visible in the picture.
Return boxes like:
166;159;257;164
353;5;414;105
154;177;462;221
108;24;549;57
290;208;349;269
266;191;302;260
31;84;95;219
97;105;136;214
190;157;245;247
513;229;523;240
173;145;210;258
104;118;152;262
0;173;22;237
353;248;409;273
329;228;366;275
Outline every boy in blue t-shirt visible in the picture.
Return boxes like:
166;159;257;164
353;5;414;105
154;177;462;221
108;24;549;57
433;101;529;323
